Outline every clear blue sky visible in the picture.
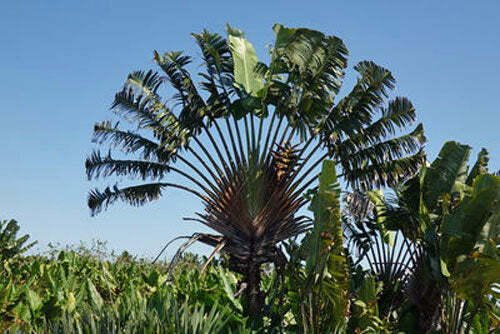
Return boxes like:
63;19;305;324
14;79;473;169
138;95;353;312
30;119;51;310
2;1;499;258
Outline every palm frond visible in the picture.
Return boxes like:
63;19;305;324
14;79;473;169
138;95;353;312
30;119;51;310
325;61;395;132
343;150;425;190
111;87;192;151
88;183;166;216
269;25;349;133
125;69;164;97
338;124;425;170
347;97;418;147
342;190;423;318
85;150;170;181
88;183;206;216
440;293;469;333
351;60;396;106
154;51;209;129
313;63;425;192
92;121;173;162
192;30;233;76
192;30;234;107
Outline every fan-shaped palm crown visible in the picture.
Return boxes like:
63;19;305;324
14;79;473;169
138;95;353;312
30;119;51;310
86;24;425;316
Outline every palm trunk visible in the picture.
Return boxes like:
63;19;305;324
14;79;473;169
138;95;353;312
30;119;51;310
417;286;442;334
243;260;264;321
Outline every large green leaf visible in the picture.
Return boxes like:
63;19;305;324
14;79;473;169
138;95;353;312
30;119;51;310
307;160;342;272
423;141;471;210
441;174;500;265
25;289;42;312
441;174;500;304
217;267;243;313
85;279;104;310
349;276;391;333
0;219;37;261
272;24;329;76
270;23;347;120
465;148;489;185
227;25;263;96
366;190;395;245
304;159;350;330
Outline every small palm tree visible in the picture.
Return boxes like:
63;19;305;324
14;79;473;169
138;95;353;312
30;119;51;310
344;142;499;333
86;24;425;317
0;219;37;262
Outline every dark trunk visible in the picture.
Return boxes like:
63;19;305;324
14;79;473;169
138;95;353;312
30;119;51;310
417;287;442;334
243;261;264;322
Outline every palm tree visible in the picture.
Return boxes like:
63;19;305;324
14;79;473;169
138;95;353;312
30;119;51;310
0;219;37;262
85;24;425;317
344;142;499;333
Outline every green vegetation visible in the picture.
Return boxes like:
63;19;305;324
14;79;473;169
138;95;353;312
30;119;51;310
342;142;500;333
3;142;498;332
86;23;423;320
0;237;251;333
1;24;498;333
0;220;36;263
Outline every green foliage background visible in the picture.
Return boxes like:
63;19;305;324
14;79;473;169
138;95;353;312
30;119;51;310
1;21;499;333
1;240;253;333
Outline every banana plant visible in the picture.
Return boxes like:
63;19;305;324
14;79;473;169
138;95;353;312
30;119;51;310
348;274;393;334
1;244;252;332
353;141;499;333
0;219;37;264
285;160;350;333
